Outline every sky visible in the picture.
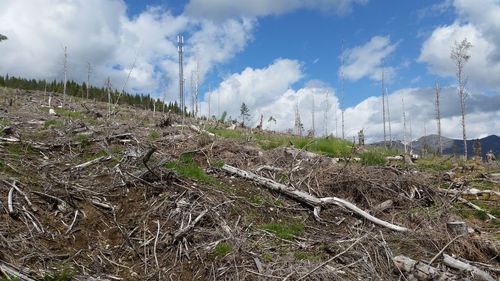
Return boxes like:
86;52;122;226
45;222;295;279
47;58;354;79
0;0;499;142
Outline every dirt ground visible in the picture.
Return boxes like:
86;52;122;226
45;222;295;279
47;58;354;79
0;89;499;280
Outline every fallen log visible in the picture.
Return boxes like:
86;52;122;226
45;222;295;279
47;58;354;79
393;255;454;280
222;164;409;232
443;254;495;281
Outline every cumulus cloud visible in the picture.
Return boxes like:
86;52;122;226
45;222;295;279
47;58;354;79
344;87;500;143
343;36;397;82
185;0;368;20
200;59;341;135
0;0;254;99
418;0;500;91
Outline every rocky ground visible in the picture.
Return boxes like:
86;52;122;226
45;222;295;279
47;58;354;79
0;88;498;280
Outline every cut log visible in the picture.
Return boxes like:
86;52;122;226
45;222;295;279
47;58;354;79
446;221;468;236
443;254;495;281
393;255;454;280
222;164;409;232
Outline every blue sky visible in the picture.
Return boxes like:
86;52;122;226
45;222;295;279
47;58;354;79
0;0;499;141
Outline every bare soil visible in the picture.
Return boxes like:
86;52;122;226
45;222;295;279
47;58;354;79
0;89;498;280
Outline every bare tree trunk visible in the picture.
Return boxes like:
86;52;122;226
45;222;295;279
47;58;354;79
381;65;387;147
63;46;67;106
435;82;443;155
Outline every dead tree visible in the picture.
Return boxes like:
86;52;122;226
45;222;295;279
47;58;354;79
451;38;472;160
386;87;392;146
63;46;68;106
86;62;91;99
323;91;329;137
435;82;443;155
381;64;387;147
340;41;345;139
311;94;315;135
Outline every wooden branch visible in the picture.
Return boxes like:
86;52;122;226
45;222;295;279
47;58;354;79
71;155;112;171
2;180;35;212
173;209;208;242
32;191;71;213
222;164;409;232
428;234;464;265
7;187;16;217
443;254;495;281
0;260;37;281
65;210;79;234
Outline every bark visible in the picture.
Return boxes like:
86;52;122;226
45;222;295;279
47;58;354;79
443;254;494;281
222;164;409;232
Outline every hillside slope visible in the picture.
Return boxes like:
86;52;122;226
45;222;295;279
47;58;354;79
0;88;499;280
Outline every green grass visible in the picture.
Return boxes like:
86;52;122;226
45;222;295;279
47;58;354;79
260;221;304;240
470;180;495;191
294;251;321;261
166;154;218;186
250;195;264;205
55;108;83;119
77;133;91;146
208;127;353;157
5;143;32;159
360;149;387;166
43;119;63;129
213;242;232;257
415;156;454;173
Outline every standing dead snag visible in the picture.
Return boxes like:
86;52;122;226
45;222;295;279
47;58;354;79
451;38;472;160
221;164;409;232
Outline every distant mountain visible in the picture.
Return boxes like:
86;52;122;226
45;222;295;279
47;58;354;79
370;135;499;158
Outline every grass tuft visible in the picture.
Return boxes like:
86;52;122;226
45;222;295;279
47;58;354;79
213;242;232;257
260;221;304;240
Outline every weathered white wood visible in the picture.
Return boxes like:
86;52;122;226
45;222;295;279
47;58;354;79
72;155;112;171
322;197;410;232
393;255;452;280
372;199;394;213
0;260;37;281
173;209;208;242
443;254;494;281
222;164;409;232
447;221;468;236
7;187;15;217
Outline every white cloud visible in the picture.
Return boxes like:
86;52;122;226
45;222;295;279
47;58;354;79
344;87;500;143
198;58;499;142
418;0;500;91
0;0;254;99
185;0;368;19
343;36;397;82
200;59;342;135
